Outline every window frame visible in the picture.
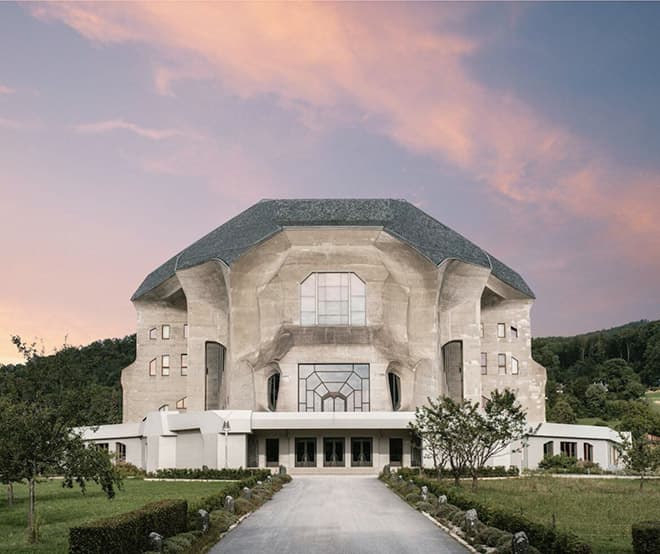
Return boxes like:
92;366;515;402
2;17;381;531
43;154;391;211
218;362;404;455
498;353;507;374
583;442;594;462
175;397;186;410
560;441;577;458
266;438;280;467
497;323;506;338
543;441;554;457
511;326;519;339
183;323;189;339
511;356;519;375
180;353;188;376
149;358;157;376
161;354;170;376
149;327;158;340
480;352;488;375
267;371;280;411
115;442;126;462
387;371;401;411
300;272;366;326
162;324;171;340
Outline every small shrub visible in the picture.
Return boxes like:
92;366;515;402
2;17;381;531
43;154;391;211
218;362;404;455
149;467;271;481
234;497;255;515
415;501;435;513
405;492;422;503
477;526;507;547
210;510;238;533
115;461;146;478
632;521;660;554
450;510;466;526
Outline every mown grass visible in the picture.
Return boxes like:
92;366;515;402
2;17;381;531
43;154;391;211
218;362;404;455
0;479;232;553
646;389;660;415
455;476;660;553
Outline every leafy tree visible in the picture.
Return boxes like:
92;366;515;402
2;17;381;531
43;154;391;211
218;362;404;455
409;403;447;478
585;382;608;417
617;433;660;491
547;397;577;424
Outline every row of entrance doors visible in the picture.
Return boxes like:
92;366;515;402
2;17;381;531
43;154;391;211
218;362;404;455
295;437;375;467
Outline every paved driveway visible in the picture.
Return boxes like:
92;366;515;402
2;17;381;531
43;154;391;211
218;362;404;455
209;475;468;554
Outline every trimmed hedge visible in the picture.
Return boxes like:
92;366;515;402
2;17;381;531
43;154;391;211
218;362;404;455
69;499;187;554
149;467;271;480
396;470;591;554
632;521;660;554
416;465;520;479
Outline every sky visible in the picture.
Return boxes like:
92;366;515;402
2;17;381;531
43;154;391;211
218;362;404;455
1;2;660;364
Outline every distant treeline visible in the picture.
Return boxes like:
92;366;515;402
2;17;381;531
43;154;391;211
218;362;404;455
533;319;660;433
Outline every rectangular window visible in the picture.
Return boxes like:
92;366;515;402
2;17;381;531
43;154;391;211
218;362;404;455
389;438;403;466
543;441;554;457
180;353;188;376
266;438;280;467
300;272;366;326
149;358;157;376
247;435;258;468
95;443;109;451
183;324;189;339
298;363;370;412
161;354;170;376
583;443;593;462
162;324;170;340
498;353;507;374
411;435;422;468
149;327;157;340
511;356;519;375
115;442;126;462
511;326;518;339
295;438;317;467
560;441;577;458
480;352;488;375
497;323;506;338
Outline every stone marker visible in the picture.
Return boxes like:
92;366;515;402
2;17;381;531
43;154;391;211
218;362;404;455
148;532;163;552
242;486;252;500
438;495;447;504
198;509;209;533
278;465;287;475
257;480;263;486
512;531;530;554
464;509;479;533
266;474;272;481
421;485;429;501
224;495;235;513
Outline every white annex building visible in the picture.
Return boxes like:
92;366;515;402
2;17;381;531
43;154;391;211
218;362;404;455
82;199;625;473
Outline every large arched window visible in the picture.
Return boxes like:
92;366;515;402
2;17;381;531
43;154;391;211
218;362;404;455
267;372;280;411
387;372;401;411
205;341;226;410
300;272;366;325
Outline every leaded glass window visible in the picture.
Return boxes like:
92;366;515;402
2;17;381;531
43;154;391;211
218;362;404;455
299;272;366;325
298;363;370;412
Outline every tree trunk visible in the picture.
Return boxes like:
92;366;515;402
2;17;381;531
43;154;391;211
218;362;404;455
453;472;460;487
639;473;645;492
27;477;37;543
6;483;13;507
471;473;479;492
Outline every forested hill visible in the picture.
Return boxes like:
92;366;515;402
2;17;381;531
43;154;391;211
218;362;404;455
0;335;135;425
533;319;660;432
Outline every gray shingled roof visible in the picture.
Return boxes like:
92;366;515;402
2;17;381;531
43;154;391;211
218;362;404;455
132;199;534;300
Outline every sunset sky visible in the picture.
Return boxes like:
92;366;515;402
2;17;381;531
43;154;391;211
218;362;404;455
1;3;660;364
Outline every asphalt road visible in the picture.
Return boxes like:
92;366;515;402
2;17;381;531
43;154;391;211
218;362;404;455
209;475;469;554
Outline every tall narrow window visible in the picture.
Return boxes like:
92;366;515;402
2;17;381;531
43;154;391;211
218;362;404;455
300;272;366;326
560;441;577;458
387;372;401;411
543;441;554;457
162;324;170;340
497;323;506;338
149;327;158;340
267;372;280;411
480;352;488;375
180;353;188;376
389;438;403;466
266;438;280;467
511;356;519;375
411;435;422;467
149;358;157;376
511;326;518;339
205;342;225;410
161;354;170;376
583;443;593;462
498;353;507;374
183;324;189;338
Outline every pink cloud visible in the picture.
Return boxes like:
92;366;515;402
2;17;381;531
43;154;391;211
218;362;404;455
74;118;183;140
32;3;660;267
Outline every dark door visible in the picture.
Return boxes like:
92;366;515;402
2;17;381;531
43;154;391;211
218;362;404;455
205;342;226;410
442;340;463;402
389;438;403;466
351;437;372;467
266;438;279;467
295;438;316;467
324;438;345;467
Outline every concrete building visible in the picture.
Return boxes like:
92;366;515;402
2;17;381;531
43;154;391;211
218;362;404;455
82;199;624;473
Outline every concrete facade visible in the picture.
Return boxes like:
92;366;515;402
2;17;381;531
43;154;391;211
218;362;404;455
82;199;621;473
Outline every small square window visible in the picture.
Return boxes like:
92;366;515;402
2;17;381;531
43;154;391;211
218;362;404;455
497;323;506;338
162;325;170;340
161;354;170;376
180;353;188;376
498;353;507;374
149;358;157;376
183;324;189;339
149;328;158;340
511;326;518;339
511;356;519;375
480;352;487;375
176;397;186;410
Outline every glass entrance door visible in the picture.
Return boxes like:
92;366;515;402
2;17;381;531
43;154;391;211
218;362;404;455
323;438;345;467
295;438;317;467
351;437;372;467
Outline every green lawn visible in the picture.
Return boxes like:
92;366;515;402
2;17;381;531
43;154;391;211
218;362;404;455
0;479;232;553
646;389;660;414
456;476;660;553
